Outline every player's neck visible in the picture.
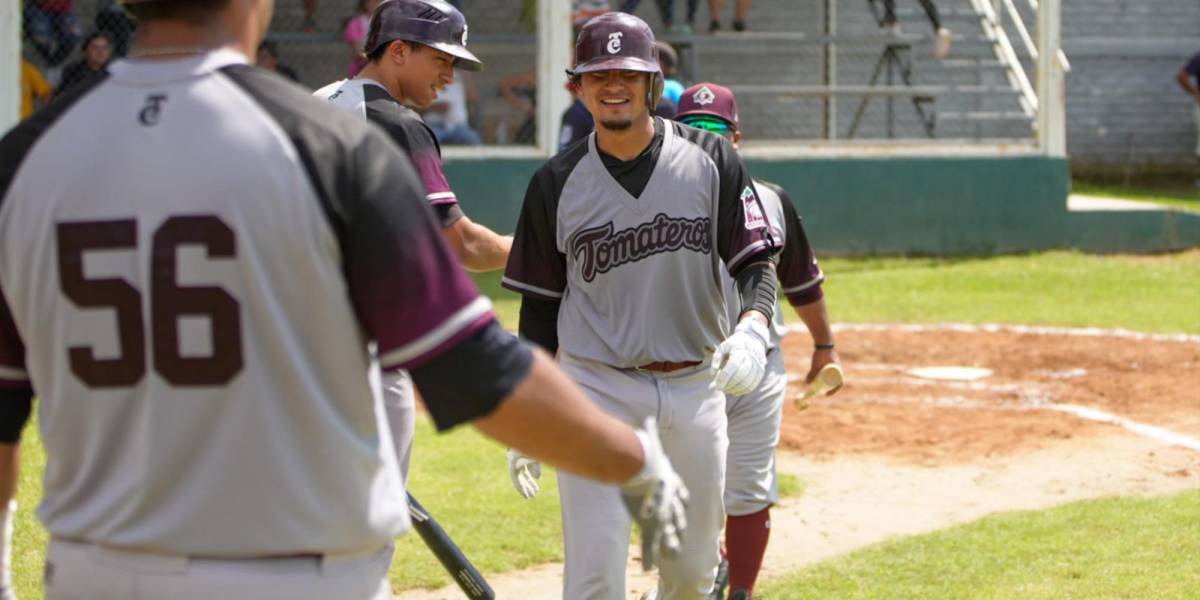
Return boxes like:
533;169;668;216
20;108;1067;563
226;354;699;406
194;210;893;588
594;114;656;161
132;16;256;61
357;63;405;104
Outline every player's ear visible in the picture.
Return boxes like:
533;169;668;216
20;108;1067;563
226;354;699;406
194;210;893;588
567;76;581;96
732;130;742;150
388;41;408;65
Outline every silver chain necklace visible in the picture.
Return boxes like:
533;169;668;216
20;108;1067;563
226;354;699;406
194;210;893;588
128;46;213;58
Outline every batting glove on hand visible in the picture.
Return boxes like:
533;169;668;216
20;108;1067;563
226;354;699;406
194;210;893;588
711;318;769;397
506;448;541;499
619;417;689;572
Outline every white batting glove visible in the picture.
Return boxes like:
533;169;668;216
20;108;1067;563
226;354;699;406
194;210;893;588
506;448;541;499
711;317;769;396
619;417;689;572
0;500;16;600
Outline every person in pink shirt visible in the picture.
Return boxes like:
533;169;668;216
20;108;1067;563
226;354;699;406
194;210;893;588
343;0;380;76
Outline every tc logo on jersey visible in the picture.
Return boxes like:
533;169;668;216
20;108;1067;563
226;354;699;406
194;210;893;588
571;213;711;282
740;186;767;231
692;86;716;106
607;32;624;54
138;94;168;126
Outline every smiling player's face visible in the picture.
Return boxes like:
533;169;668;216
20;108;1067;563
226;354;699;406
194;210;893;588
396;44;456;109
579;70;650;132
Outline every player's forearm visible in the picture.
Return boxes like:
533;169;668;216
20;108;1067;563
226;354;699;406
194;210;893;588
1177;71;1200;101
474;351;642;483
445;217;513;272
795;297;835;346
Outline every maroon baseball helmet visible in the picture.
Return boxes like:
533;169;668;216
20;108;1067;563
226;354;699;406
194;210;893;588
676;82;739;130
568;12;663;105
364;0;484;72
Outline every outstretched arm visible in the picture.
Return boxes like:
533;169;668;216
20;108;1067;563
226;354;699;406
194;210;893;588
442;215;513;272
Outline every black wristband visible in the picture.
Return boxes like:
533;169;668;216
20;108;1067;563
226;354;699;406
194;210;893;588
814;343;835;350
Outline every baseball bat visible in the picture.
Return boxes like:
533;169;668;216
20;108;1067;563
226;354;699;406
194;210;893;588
406;492;495;599
795;363;844;410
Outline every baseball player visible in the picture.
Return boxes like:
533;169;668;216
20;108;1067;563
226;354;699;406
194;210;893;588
0;1;687;597
502;13;780;599
313;0;513;488
675;83;842;600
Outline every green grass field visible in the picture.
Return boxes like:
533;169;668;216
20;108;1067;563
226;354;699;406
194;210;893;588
1072;176;1200;213
758;490;1200;599
10;249;1200;597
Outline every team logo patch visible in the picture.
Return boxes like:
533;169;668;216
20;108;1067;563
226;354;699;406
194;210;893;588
740;186;767;230
138;94;168;126
692;85;716;106
571;213;711;282
607;32;624;54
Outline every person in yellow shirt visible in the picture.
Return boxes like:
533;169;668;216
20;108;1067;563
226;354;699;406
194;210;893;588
20;60;52;120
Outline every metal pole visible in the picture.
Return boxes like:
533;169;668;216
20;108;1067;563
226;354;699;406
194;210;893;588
0;0;20;132
823;0;837;139
537;0;572;155
1035;0;1065;156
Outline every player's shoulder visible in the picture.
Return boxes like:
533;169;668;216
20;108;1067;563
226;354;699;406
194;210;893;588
753;178;786;199
361;87;441;151
538;135;591;185
221;65;388;155
668;118;736;164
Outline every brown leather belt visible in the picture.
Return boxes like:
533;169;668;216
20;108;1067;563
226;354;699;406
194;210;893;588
636;360;702;373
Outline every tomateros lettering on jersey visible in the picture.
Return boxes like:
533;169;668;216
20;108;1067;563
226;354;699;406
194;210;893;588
571;213;710;282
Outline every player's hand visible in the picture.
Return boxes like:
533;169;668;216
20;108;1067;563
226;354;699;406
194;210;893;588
619;417;689;572
506;448;541;499
711;318;769;396
806;347;843;397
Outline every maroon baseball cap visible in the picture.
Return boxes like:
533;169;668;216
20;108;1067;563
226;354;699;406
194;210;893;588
676;82;739;130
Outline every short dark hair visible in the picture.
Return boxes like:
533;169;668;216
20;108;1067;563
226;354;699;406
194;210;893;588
124;0;233;24
81;31;112;52
366;39;423;63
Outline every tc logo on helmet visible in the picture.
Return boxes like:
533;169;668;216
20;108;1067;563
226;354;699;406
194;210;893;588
692;86;716;106
607;32;624;54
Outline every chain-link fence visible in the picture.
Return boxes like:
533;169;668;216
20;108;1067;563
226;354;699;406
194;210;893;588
18;0;1045;147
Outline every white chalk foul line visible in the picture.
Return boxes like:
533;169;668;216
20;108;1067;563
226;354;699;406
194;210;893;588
1043;404;1200;452
833;323;1200;344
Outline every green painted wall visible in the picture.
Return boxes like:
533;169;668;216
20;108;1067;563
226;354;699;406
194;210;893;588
444;155;1197;255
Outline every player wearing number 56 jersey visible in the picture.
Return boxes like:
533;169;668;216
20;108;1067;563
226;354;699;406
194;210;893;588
502;13;778;600
0;2;687;598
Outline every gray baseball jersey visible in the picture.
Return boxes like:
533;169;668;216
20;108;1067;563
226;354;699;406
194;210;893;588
313;78;463;228
723;179;825;350
0;50;497;557
502;119;776;368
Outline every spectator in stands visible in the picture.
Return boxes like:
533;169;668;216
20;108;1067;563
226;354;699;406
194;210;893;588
499;69;538;144
877;0;953;59
425;70;483;146
94;0;135;57
257;40;301;83
55;31;111;98
303;0;319;31
19;58;52;120
657;41;685;105
343;0;380;77
23;0;80;67
707;0;750;33
621;0;700;35
1177;50;1200;159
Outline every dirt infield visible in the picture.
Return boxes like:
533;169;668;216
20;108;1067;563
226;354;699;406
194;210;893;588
397;326;1200;600
782;325;1200;462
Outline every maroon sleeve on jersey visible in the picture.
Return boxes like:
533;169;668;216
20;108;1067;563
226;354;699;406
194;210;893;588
0;287;31;391
347;128;494;371
711;135;777;273
774;187;825;307
410;143;457;207
502;168;567;301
